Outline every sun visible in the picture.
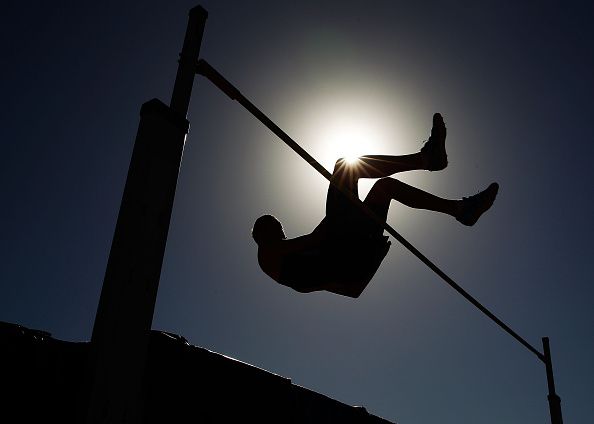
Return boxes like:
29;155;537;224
285;88;403;176
317;119;384;168
343;154;360;165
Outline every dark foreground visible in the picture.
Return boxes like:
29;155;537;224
1;321;393;423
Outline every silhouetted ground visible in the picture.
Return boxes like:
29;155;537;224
1;321;393;423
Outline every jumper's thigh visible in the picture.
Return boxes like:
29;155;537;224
325;160;389;238
325;159;360;222
362;177;398;228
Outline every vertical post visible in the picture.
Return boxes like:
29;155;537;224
171;6;208;117
86;6;207;424
543;337;563;424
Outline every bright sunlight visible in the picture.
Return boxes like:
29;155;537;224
315;107;391;169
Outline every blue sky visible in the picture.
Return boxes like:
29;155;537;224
1;1;593;423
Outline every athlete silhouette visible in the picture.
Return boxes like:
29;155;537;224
252;113;498;297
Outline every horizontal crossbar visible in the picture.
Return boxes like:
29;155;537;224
196;59;545;363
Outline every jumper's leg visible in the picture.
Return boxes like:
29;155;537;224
349;153;426;178
324;113;499;227
325;154;426;225
343;112;448;179
364;178;459;221
327;111;447;192
364;178;499;226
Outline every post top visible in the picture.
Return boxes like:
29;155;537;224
140;98;190;133
189;5;208;19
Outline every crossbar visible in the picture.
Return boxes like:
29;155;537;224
196;59;545;363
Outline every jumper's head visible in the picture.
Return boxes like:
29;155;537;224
252;214;286;246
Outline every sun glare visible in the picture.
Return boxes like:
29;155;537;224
279;81;413;200
274;76;418;231
316;115;388;169
343;154;360;165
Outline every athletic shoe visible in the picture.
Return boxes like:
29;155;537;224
456;182;499;226
421;113;448;171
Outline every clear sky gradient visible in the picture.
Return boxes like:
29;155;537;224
1;1;593;423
